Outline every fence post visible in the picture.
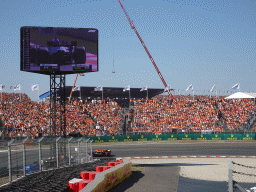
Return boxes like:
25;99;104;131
89;140;93;161
84;139;89;163
77;138;83;164
56;137;61;168
68;137;73;166
228;158;233;192
22;137;28;176
8;139;14;183
38;137;44;172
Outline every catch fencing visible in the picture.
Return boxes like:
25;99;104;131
0;137;93;186
228;159;256;192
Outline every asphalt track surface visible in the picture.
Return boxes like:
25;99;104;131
93;141;256;158
1;141;256;168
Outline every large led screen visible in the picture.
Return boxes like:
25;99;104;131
20;26;98;75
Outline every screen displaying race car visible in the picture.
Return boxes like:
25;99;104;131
20;26;98;75
93;149;111;157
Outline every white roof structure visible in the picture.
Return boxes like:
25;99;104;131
225;92;256;99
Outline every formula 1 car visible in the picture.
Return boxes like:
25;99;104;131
93;149;111;157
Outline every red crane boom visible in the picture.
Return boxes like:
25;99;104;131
117;0;174;101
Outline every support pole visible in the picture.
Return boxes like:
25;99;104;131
38;137;44;171
77;138;83;164
228;158;233;192
8;139;14;183
84;139;89;162
68;137;73;166
23;137;28;176
90;140;93;161
56;137;61;168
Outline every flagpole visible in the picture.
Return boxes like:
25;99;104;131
129;85;130;109
81;87;82;101
102;85;103;101
80;87;81;100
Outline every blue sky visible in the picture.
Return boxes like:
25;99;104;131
0;0;255;101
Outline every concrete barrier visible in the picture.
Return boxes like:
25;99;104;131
80;159;132;192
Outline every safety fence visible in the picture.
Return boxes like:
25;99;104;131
228;159;256;192
91;134;255;143
0;137;93;186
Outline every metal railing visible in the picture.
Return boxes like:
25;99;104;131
228;158;256;192
0;137;93;186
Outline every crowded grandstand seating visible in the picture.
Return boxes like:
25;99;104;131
0;93;123;137
0;92;255;137
130;95;255;133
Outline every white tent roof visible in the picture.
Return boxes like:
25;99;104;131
225;92;256;99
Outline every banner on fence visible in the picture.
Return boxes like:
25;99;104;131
89;134;255;143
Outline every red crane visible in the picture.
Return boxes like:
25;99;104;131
117;0;174;101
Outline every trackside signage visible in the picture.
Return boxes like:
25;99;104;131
168;134;177;140
138;135;147;141
89;134;255;143
242;134;254;140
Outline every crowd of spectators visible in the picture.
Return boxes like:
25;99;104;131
0;92;255;138
0;92;123;137
130;95;256;133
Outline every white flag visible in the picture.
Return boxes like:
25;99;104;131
186;84;193;91
94;85;103;91
164;84;171;92
140;86;147;92
232;83;240;90
123;85;130;92
14;84;21;91
210;84;216;92
31;84;39;91
0;84;2;91
73;85;80;92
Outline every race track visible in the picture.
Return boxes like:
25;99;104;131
93;142;256;158
1;141;256;168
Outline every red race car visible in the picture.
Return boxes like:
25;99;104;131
93;149;111;157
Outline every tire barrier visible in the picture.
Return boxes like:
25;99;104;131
0;159;114;192
69;159;124;192
80;158;131;192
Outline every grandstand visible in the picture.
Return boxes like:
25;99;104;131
0;89;256;140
